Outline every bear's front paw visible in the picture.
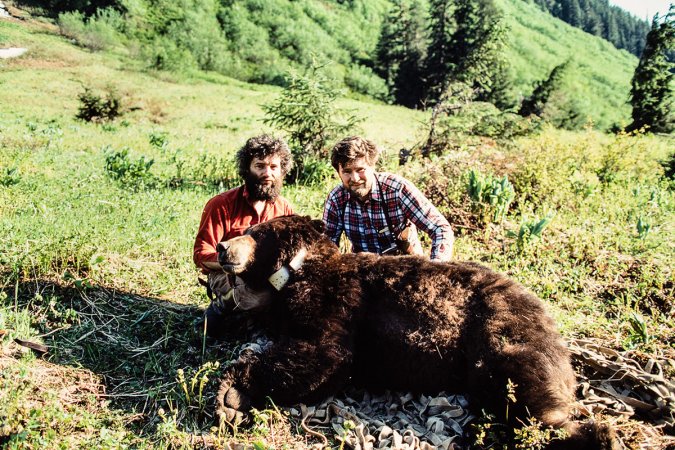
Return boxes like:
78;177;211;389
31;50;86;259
216;380;251;427
216;403;246;426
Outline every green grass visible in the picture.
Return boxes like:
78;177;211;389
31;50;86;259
1;14;674;450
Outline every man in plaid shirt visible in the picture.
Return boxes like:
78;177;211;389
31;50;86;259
323;136;454;261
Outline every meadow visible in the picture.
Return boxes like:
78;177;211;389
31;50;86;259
1;14;674;450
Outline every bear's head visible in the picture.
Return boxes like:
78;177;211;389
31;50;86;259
216;215;332;291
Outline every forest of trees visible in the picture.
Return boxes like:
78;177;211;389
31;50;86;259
530;0;651;56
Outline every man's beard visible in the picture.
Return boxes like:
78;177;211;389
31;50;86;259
245;173;282;202
347;179;372;201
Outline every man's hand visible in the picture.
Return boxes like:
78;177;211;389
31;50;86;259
202;260;223;271
230;277;272;310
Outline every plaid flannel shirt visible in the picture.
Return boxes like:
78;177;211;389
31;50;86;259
323;172;454;261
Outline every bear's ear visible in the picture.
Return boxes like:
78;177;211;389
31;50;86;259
310;219;325;233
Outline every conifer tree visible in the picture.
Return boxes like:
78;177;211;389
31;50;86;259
424;0;455;104
518;60;571;117
628;7;674;133
374;0;427;107
423;0;509;106
450;0;510;103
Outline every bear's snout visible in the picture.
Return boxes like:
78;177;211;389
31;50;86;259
217;235;256;274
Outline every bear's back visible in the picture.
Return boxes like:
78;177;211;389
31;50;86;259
350;256;566;394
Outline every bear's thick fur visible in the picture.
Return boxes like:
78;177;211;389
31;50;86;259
214;215;617;450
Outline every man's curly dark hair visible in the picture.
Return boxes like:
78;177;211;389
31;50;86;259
236;135;293;178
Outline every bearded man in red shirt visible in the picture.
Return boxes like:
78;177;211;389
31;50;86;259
194;135;294;338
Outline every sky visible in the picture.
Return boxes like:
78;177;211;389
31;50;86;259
608;0;672;21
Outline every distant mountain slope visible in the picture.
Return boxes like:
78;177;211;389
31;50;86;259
500;0;637;128
529;0;650;56
32;0;639;127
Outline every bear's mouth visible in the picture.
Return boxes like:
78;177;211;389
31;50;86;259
220;261;246;274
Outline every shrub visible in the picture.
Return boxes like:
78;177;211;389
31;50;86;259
144;37;197;72
103;147;156;189
76;86;122;123
661;152;675;181
295;155;335;186
57;8;123;51
163;2;230;73
0;167;21;187
58;11;86;40
420;95;539;159
344;64;389;101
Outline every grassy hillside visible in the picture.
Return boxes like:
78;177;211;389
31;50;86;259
500;0;638;129
1;11;674;450
36;0;642;129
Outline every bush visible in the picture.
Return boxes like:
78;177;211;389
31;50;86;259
103;147;156;189
295;155;335;186
144;37;197;72
163;1;230;73
0;167;21;187
344;64;389;101
76;86;122;123
58;8;123;51
58;11;87;40
661;152;675;181
443;101;540;139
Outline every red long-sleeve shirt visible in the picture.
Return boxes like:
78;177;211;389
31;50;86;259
193;185;294;273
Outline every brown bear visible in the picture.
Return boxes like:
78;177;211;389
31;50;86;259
214;215;617;450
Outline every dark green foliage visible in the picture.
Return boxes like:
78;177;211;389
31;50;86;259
374;0;427;107
518;60;570;118
262;67;363;182
0;167;21;187
424;0;455;103
18;0;121;16
661;152;675;180
422;0;509;106
344;64;390;100
58;8;125;51
449;0;510;102
628;8;674;134
76;86;122;122
36;0;642;129
211;0;388;89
